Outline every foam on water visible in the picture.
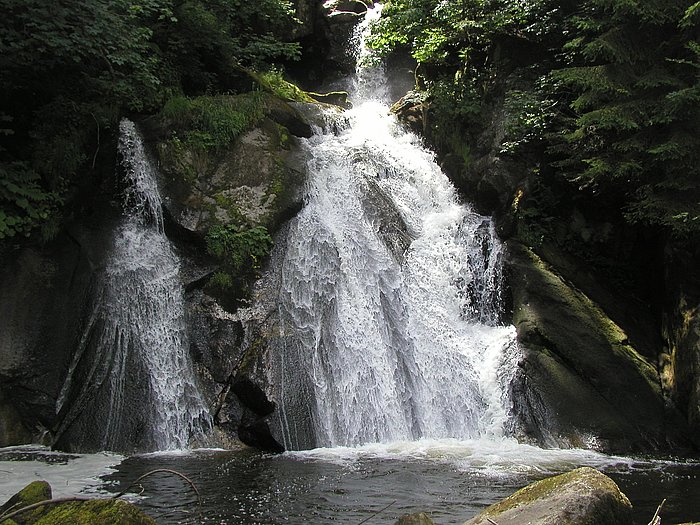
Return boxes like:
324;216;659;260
0;446;123;501
284;438;689;477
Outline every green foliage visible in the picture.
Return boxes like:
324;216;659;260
0;163;61;240
161;93;266;150
206;224;273;274
0;0;301;242
549;0;700;235
500;90;557;155
371;0;700;238
254;70;314;102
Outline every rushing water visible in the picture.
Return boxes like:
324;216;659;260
269;4;519;452
54;120;210;452
3;6;700;525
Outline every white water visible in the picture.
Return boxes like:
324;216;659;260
0;446;122;501
272;5;520;450
55;120;210;452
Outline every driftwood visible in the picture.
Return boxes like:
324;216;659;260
647;498;666;525
357;500;397;524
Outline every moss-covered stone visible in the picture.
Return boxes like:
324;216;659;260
463;467;632;525
0;481;52;516
506;241;691;452
395;512;436;525
31;499;156;525
1;483;155;525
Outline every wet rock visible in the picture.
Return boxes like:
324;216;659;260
396;512;436;525
322;0;368;15
0;481;52;515
0;390;32;446
1;481;155;524
0;212;117;448
391;90;427;135
463;467;632;525
506;241;691;452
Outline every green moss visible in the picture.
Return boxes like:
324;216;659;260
479;467;625;520
0;481;52;519
33;500;155;525
161;93;267;151
253;70;314;103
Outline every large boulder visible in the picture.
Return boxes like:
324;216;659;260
0;210;118;448
463;467;632;525
506;241;691;452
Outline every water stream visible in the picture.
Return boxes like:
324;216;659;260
269;4;518;451
54;119;210;452
3;6;700;525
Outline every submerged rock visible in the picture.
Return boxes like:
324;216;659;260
463;467;632;525
395;512;437;525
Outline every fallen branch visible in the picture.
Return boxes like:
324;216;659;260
486;518;500;525
357;500;397;525
647;498;666;525
113;468;202;506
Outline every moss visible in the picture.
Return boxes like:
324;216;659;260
0;481;52;518
32;500;156;525
478;467;629;521
252;70;314;103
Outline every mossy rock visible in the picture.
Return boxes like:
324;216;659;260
31;499;156;525
506;240;691;452
395;512;436;525
0;481;52;515
1;482;156;525
463;467;632;525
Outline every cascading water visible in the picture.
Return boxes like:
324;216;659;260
55;119;210;452
269;5;520;450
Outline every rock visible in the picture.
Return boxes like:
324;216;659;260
0;481;52;515
322;0;368;15
326;10;365;23
506;241;691;452
0;390;32;446
662;243;700;448
27;500;155;525
396;512;436;525
463;467;632;525
0;211;118;448
1;482;155;525
391;90;427;135
155;104;307;238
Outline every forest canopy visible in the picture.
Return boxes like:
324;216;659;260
370;0;700;237
0;0;300;241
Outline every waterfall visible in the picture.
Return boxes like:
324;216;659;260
268;5;520;450
55;119;210;452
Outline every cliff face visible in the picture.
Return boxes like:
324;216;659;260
1;1;697;455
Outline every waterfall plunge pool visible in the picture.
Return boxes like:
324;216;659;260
3;443;699;524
